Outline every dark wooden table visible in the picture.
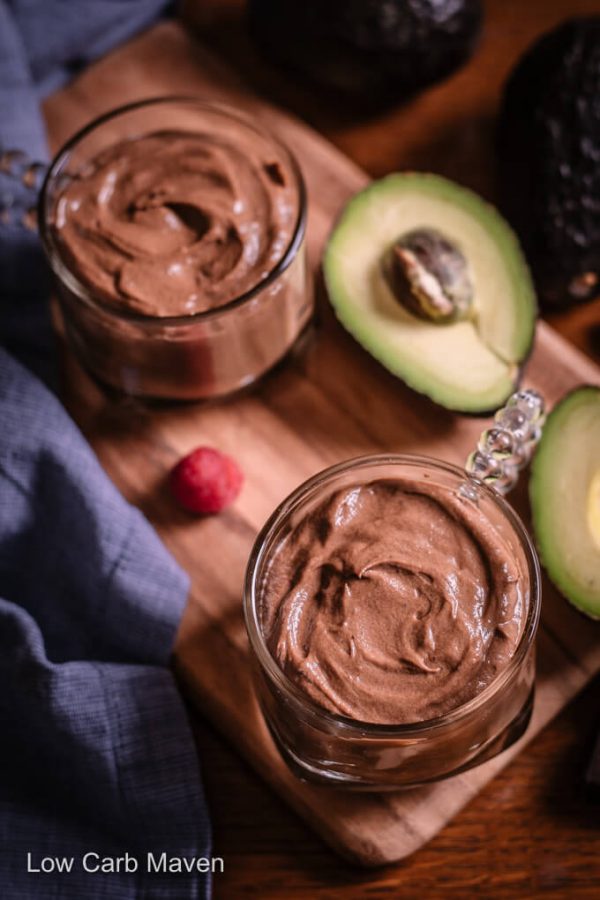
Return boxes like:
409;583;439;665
178;1;600;895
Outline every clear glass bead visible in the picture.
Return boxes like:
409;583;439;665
494;406;531;442
0;148;27;175
480;427;516;459
507;389;544;423
22;162;47;191
466;450;503;482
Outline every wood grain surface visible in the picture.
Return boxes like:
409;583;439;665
43;0;600;894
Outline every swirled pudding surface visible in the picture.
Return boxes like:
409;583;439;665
261;478;526;725
53;130;297;315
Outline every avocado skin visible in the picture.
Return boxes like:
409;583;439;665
498;18;600;310
248;0;482;107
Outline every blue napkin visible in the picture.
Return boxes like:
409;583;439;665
0;2;212;898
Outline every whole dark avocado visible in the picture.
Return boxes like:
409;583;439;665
247;0;483;106
498;18;600;310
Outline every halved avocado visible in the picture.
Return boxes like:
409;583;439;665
530;386;600;619
323;173;537;414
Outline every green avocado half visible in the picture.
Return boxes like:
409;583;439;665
530;386;600;619
323;173;537;414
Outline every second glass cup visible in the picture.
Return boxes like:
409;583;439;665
244;455;541;790
39;97;312;400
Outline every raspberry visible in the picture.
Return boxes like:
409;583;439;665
169;446;243;514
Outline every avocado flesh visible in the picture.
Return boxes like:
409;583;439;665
324;174;536;413
530;386;600;619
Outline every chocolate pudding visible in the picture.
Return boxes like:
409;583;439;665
41;99;311;400
53;131;297;316
260;477;526;725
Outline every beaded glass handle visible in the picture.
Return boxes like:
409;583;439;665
465;389;545;496
0;148;47;229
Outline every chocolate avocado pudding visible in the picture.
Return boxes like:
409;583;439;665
260;477;526;725
53;130;297;316
42;100;311;400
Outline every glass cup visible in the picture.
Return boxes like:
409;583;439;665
244;454;541;790
38;98;312;400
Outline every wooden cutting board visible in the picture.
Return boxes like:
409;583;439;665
44;22;600;867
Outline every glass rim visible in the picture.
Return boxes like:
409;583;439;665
243;452;542;738
38;95;307;326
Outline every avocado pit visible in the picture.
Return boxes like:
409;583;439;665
384;227;473;323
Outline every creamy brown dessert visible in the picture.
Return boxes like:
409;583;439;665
42;100;311;400
53;130;297;316
261;477;525;725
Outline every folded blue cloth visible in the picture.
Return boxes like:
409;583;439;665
0;2;212;897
